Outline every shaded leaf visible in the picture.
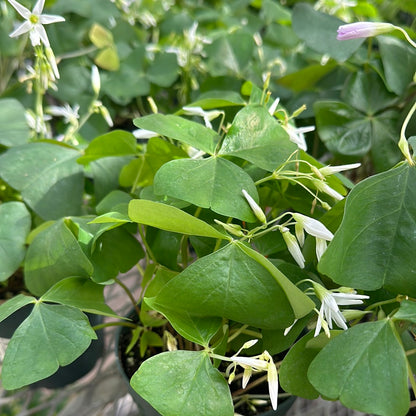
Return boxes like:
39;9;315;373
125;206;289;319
292;3;364;62
0;202;31;281
0;142;83;220
308;320;409;416
319;164;416;296
24;219;93;296
2;303;96;389
0;99;29;147
77;130;137;165
41;277;119;317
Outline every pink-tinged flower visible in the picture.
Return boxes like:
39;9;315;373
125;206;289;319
337;22;395;41
8;0;65;48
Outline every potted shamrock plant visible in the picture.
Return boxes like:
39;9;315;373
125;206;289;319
0;1;416;416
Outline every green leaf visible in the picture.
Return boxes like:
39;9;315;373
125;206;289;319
319;164;416;295
153;157;258;222
133;114;219;155
95;190;132;215
378;36;416;95
393;300;416;324
279;331;321;399
292;3;364;62
314;101;401;170
41;277;119;318
184;90;246;109
342;71;397;115
77;130;137;165
24;219;93;296
101;46;149;104
90;156;134;201
205;31;255;77
145;297;222;346
314;101;371;157
129;199;227;239
219;105;297;171
147;52;179;87
0;99;30;147
0;202;31;281
2;303;97;389
277;62;337;92
119;137;188;188
147;242;312;329
308;320;409;416
131;351;233;416
89;227;144;283
0;294;35;323
0;142;84;220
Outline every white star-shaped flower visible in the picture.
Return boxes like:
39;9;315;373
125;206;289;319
8;0;65;47
313;283;369;337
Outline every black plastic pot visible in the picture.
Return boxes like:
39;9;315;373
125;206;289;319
0;304;104;389
115;312;296;416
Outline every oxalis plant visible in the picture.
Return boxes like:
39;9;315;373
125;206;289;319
0;1;416;416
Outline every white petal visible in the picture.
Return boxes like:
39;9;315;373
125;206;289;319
231;356;268;371
242;189;266;224
319;163;361;176
282;230;305;268
315;238;327;261
8;0;31;18
242;367;252;389
29;27;42;46
32;0;45;15
292;213;333;241
9;21;32;38
133;129;159;139
267;362;278;410
34;24;50;46
39;14;65;24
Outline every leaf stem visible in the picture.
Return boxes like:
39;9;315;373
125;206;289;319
114;277;141;317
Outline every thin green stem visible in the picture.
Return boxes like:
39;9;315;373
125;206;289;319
399;100;416;165
394;26;416;49
114;277;140;317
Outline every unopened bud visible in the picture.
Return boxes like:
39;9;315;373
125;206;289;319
242;189;267;224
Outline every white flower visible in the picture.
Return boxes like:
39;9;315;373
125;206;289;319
281;227;305;269
133;128;159;139
8;0;65;47
182;106;223;129
313;283;369;337
268;97;280;116
47;104;80;124
318;163;361;177
283;124;315;151
25;109;51;137
242;189;267;224
313;179;344;201
291;213;333;241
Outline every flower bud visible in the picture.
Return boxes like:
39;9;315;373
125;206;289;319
91;65;101;95
337;22;395;41
242;189;267;224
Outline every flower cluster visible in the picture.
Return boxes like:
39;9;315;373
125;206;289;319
312;283;369;337
212;340;278;411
